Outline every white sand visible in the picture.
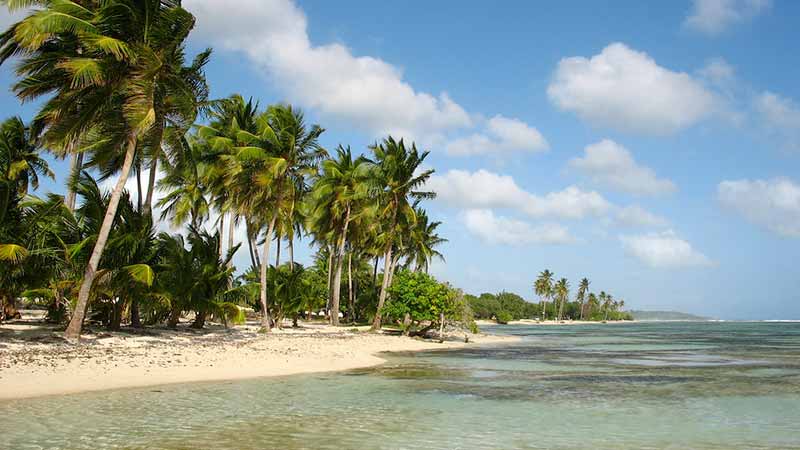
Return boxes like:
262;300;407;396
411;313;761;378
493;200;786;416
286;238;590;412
0;320;514;400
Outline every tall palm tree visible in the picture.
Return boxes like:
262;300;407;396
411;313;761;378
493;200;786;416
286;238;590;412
554;278;570;321
308;145;370;325
369;137;434;330
229;105;325;330
534;269;554;321
577;277;590;320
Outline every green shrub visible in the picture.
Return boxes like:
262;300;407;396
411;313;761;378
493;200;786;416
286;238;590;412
495;310;513;324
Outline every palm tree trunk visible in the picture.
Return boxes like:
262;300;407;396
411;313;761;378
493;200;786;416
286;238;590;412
289;236;294;271
131;298;141;328
330;206;351;326
275;236;281;267
326;248;333;317
372;256;379;285
143;127;163;215
371;245;393;330
246;222;257;270
65;134;138;341
259;209;279;331
348;252;354;324
218;213;225;257
227;212;235;268
65;150;83;211
135;161;143;212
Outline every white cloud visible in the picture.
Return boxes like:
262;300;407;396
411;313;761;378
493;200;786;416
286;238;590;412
718;177;800;237
615;205;670;228
445;115;548;156
620;230;712;268
184;0;471;144
568;139;677;196
699;57;736;87
462;209;575;245
428;169;611;219
685;0;771;35
755;91;800;150
547;43;717;135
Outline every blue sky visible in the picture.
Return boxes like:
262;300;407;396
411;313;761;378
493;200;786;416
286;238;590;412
2;0;799;319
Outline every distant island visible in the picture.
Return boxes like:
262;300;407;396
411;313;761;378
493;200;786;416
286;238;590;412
628;310;711;321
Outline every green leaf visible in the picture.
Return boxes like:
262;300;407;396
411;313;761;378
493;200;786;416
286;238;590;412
0;243;29;263
124;264;155;287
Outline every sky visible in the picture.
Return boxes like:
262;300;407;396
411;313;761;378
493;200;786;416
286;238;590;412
2;0;799;319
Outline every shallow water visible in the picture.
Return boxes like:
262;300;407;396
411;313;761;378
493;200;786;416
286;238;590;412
3;322;800;449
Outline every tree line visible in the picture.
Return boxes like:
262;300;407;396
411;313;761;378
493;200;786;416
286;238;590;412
467;271;632;323
0;0;459;339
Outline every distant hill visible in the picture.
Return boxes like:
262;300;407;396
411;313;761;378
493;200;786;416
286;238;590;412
629;310;711;321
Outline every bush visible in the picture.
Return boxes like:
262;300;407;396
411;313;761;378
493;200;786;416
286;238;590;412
495;310;513;324
383;270;471;334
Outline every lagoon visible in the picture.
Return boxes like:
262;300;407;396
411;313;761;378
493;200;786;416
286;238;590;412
3;321;800;449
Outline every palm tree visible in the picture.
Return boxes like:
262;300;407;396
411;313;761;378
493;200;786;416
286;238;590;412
156;135;210;229
534;270;554;321
369;137;435;330
587;292;599;318
406;207;446;273
229;104;325;330
308;145;370;325
1;0;203;340
0;117;52;224
554;278;569;321
577;277;590;320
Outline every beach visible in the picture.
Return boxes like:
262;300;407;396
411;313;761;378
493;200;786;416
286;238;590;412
0;316;514;400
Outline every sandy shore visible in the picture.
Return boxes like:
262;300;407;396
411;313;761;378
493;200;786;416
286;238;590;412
0;318;514;400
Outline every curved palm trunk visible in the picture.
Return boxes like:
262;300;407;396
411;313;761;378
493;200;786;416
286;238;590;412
371;245;393;330
258;210;278;331
65;134;138;341
579;300;586;320
557;297;564;321
330;206;351;326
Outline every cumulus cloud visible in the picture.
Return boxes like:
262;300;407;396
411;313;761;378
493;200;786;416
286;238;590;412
620;231;712;268
685;0;771;35
615;205;670;228
462;209;574;245
184;0;471;143
547;43;717;135
568;139;677;196
755;91;800;150
445;115;548;156
718;177;800;237
427;169;611;219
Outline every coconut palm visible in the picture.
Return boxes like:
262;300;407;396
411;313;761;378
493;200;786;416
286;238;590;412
229;104;325;330
369;137;434;330
0;117;53;223
156;135;210;229
308;145;370;325
577;277;590;320
406;207;446;274
534;269;554;321
554;278;570;321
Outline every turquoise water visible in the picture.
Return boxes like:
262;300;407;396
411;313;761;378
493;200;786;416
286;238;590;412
3;322;800;449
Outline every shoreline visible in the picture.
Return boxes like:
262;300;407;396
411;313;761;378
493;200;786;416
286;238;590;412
475;319;636;326
0;319;515;401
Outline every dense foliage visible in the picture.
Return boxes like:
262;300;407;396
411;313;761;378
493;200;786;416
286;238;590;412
0;1;448;338
383;270;473;335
